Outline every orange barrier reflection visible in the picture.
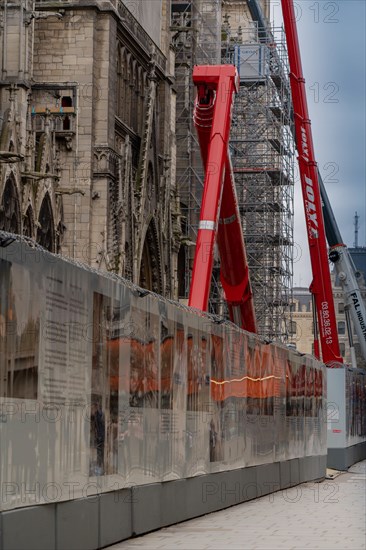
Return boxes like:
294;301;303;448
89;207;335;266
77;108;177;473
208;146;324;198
210;339;282;402
107;332;324;408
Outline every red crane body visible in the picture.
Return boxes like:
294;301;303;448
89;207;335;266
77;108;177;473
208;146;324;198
281;0;342;364
188;65;257;334
188;4;343;365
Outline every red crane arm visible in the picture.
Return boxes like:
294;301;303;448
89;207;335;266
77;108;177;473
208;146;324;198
188;65;257;334
281;0;342;364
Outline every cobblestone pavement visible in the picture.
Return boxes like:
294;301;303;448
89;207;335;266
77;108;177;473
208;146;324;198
106;460;366;550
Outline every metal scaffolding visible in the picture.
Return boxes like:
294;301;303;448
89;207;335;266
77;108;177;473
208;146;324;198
171;2;294;339
222;24;295;340
171;0;222;312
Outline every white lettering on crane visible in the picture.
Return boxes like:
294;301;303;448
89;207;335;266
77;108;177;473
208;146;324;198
301;127;319;238
301;127;309;162
304;175;318;238
350;292;366;341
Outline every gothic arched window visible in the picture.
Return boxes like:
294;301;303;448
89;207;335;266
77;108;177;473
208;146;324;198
36;193;55;252
0;176;21;234
137;66;144;134
117;45;124;119
131;62;139;132
127;56;134;128
23;206;34;238
139;221;162;294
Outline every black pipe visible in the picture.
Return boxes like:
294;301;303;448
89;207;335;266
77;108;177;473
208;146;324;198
247;0;270;42
318;169;343;247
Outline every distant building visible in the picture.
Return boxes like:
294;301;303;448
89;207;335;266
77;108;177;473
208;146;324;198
289;247;366;368
288;287;314;355
348;247;366;280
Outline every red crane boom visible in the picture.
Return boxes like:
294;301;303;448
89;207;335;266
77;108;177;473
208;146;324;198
281;0;342;364
188;65;257;334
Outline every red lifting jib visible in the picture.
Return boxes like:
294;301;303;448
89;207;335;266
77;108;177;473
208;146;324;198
281;0;342;365
188;65;257;334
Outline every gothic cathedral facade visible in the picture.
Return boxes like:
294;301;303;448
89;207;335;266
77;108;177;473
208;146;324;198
0;0;182;298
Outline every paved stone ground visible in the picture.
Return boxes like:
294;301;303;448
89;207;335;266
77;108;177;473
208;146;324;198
107;460;366;550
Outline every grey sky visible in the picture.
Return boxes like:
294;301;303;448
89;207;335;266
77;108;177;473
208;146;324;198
272;0;366;286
